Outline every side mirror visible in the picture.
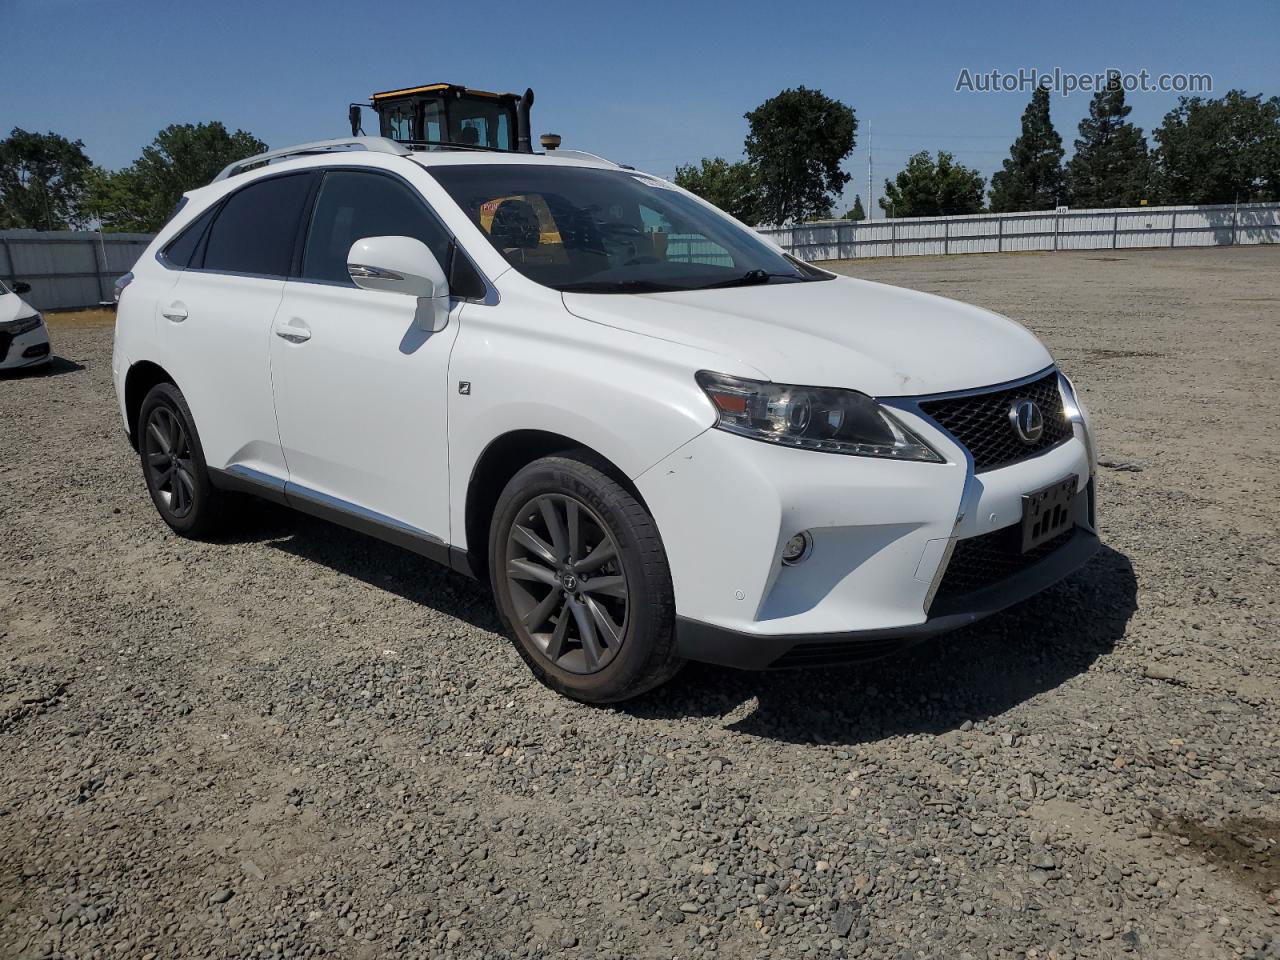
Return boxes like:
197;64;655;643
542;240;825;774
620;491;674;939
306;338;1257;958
347;236;451;332
12;281;31;295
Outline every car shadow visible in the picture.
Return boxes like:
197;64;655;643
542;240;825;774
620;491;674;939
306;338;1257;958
0;356;85;378
218;497;504;632
217;498;1136;746
621;544;1137;745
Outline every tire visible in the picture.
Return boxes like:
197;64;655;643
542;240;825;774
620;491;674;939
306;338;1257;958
137;382;225;538
489;451;682;703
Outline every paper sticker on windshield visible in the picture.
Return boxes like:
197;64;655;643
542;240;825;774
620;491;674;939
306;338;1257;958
631;174;677;190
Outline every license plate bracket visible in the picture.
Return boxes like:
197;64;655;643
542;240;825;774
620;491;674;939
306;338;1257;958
1021;476;1077;552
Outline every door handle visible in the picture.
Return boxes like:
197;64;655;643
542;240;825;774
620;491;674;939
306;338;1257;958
162;302;188;322
274;319;311;344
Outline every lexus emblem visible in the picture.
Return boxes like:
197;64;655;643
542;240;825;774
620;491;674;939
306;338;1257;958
1009;398;1044;444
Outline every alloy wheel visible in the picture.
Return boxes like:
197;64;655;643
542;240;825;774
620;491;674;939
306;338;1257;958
505;494;630;675
144;405;196;519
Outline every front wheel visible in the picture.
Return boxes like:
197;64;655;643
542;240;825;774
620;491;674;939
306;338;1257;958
489;452;681;703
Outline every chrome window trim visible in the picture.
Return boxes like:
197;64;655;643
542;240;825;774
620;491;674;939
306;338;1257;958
154;163;500;306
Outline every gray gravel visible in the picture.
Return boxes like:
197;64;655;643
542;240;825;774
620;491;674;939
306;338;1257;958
2;246;1279;959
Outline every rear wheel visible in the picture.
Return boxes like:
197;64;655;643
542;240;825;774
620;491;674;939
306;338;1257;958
138;382;225;537
489;452;681;703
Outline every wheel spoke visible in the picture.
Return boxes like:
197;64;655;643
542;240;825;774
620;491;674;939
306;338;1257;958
510;523;558;567
568;597;602;669
171;471;187;513
576;539;617;573
539;498;569;562
167;414;182;453
583;595;621;648
544;603;571;661
508;558;558;586
147;451;168;468
148;421;170;454
523;587;562;633
581;575;626;599
156;464;175;487
566;499;582;562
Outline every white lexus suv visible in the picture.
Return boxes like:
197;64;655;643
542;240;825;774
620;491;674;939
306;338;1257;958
113;137;1099;702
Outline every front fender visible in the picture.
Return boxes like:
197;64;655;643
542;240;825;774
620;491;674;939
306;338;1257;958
445;287;731;550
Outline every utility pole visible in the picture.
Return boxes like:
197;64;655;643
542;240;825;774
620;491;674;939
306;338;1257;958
866;123;874;220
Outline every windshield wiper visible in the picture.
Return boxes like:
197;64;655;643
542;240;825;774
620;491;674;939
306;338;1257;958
694;269;807;290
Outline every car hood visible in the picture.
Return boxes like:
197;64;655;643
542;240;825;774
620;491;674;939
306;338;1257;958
562;275;1052;396
0;291;37;325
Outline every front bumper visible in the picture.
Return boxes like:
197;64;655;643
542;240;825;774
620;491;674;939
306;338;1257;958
0;322;51;369
634;381;1099;668
675;490;1098;669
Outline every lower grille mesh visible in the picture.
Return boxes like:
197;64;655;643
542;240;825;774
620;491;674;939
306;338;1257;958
934;524;1074;603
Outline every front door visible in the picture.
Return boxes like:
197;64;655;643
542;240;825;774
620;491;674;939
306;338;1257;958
268;168;462;543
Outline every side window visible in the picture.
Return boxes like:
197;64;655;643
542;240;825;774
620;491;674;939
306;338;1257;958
301;171;453;286
161;206;216;268
202;173;314;277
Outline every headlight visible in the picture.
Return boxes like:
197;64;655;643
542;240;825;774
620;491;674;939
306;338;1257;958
696;371;943;462
14;314;43;336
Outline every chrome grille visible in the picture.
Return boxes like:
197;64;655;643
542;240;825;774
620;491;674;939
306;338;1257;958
918;371;1072;472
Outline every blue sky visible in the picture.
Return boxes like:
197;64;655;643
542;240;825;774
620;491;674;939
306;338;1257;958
4;0;1277;214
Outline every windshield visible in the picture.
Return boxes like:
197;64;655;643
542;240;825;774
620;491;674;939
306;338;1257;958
429;164;830;293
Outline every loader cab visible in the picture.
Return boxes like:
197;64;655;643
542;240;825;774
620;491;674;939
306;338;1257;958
353;83;534;153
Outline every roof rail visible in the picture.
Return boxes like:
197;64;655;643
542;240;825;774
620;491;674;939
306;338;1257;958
213;137;412;182
549;149;619;167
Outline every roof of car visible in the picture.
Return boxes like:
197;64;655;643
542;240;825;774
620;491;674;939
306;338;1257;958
209;138;632;188
405;149;619;170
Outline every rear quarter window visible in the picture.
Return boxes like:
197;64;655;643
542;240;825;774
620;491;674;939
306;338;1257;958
202;173;314;277
161;207;216;268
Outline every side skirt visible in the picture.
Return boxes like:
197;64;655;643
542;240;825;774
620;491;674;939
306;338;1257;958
210;465;476;578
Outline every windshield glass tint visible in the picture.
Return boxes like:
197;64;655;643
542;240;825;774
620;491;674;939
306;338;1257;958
429;165;825;293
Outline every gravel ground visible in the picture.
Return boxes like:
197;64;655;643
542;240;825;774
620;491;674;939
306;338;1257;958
2;247;1278;960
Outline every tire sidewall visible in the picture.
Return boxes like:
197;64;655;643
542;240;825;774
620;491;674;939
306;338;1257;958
489;457;673;703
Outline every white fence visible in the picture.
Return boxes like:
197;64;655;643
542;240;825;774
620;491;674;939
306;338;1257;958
0;230;154;311
760;202;1280;261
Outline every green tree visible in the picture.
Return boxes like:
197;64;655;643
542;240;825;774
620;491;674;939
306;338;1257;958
880;151;985;217
672;156;761;225
843;195;866;221
1066;79;1151;207
90;122;267;232
1152;90;1280;204
744;87;857;224
0;128;94;230
989;88;1066;212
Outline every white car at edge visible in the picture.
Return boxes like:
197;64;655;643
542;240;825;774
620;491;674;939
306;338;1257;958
0;279;52;371
112;137;1099;703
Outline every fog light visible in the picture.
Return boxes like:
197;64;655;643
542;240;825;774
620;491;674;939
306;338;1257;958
781;531;813;565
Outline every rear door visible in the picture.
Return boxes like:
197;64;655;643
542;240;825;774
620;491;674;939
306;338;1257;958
267;168;463;543
154;172;316;479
